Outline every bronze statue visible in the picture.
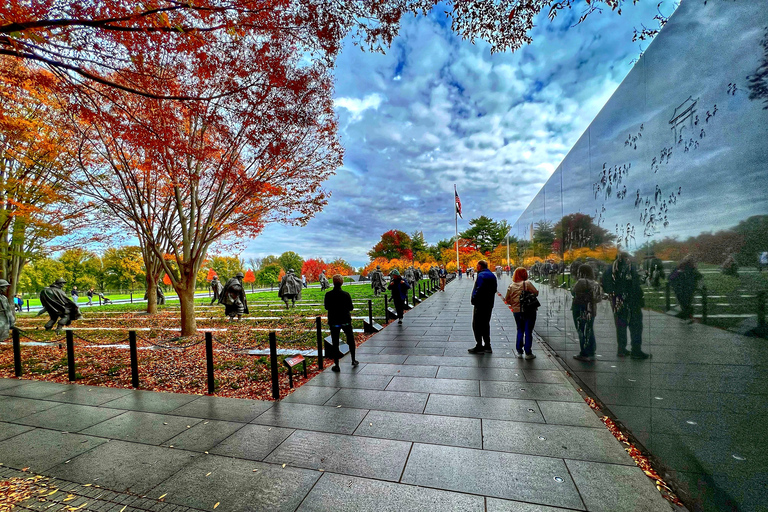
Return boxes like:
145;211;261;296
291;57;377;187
38;278;82;334
0;280;16;340
319;271;330;291
143;285;166;305
370;265;386;296
219;272;249;321
278;269;303;308
210;275;223;305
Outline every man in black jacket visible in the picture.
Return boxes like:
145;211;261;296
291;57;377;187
469;260;497;354
324;274;359;372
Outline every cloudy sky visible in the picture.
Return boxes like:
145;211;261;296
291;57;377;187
242;1;672;268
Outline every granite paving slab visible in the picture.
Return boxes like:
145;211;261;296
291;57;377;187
0;428;108;472
324;388;429;414
80;411;203;445
251;402;368;434
537;401;605;428
480;381;582;402
0;381;72;399
358;363;439;377
164;419;245;452
44;384;133;406
486;497;574;511
264;430;411;481
354;410;482;448
295;472;485;512
424;394;544;422
435;366;527;382
100;389;199;414
281;385;340;405
401;443;585;510
166;395;273;422
209;424;294;461
565;459;672;511
0;396;64;422
46;440;197;495
153;455;319;512
0;421;33;442
305;372;393;390
12;403;125;432
384;376;480;396
0;378;24;391
482;419;633;464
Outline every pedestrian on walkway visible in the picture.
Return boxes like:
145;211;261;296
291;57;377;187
14;294;23;312
504;267;538;359
602;252;650;359
571;264;602;362
438;265;447;291
85;288;94;306
387;269;410;324
469;260;497;354
301;274;307;288
324;274;359;372
70;286;79;302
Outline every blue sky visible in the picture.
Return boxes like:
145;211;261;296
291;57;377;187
241;1;672;269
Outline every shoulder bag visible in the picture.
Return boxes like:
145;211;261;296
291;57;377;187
520;280;541;314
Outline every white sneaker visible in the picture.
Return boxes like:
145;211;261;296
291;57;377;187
524;353;536;360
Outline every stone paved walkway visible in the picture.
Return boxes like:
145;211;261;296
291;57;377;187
0;278;673;511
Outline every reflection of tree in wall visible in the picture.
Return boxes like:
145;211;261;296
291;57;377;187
532;221;556;257
634;215;768;266
555;213;616;253
747;27;768;109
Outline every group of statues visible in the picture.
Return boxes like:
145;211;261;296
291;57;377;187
369;264;440;297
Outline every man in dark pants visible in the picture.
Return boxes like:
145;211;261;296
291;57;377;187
468;260;497;354
602;252;650;359
438;265;447;291
324;274;359;372
387;270;410;324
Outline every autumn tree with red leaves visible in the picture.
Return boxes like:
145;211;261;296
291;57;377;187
301;258;327;283
368;230;414;261
244;268;255;292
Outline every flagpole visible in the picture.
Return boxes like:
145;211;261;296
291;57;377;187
454;185;459;272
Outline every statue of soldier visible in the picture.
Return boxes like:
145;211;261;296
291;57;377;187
210;275;223;305
415;267;423;282
144;285;166;305
319;270;331;291
278;269;303;308
404;266;416;288
219;272;249;321
38;278;82;334
0;280;16;340
370;265;386;296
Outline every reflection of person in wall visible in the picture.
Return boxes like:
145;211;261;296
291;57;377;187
669;255;702;323
758;251;768;272
571;265;602;362
721;253;739;276
602;253;650;359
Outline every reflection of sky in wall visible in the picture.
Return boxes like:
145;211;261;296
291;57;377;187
239;2;672;267
514;0;768;252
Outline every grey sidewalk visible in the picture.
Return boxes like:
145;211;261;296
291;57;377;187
0;278;673;511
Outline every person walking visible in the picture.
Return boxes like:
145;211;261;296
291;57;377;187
387;270;410;324
468;260;497;354
504;267;538;359
438;265;447;291
324;274;359;372
301;274;307;288
14;294;23;312
602;252;650;359
571;264;602;362
85;288;94;306
70;286;79;302
669;254;702;323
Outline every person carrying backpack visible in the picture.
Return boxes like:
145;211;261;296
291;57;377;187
571;264;602;362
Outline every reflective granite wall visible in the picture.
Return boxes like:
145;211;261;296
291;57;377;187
510;1;768;510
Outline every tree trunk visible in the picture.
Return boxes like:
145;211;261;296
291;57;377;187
178;285;197;336
146;273;158;315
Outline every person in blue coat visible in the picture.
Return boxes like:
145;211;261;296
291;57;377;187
468;260;497;354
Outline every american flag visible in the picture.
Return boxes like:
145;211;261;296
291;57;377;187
455;185;463;219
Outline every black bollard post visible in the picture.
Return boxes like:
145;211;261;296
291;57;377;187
701;285;708;324
757;291;766;332
384;294;389;323
206;332;215;394
12;327;21;377
66;330;76;381
315;316;323;369
129;330;139;388
269;332;279;400
368;299;373;326
26;299;29;312
665;281;671;312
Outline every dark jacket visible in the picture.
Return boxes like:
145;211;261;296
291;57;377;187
602;258;644;311
471;268;497;309
388;275;410;302
438;268;447;278
324;285;354;325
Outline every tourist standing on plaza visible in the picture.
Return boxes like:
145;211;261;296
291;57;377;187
323;274;359;372
504;267;538;359
571;264;602;362
438;265;447;291
468;260;497;354
387;270;410;324
669;254;702;323
602;252;650;359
